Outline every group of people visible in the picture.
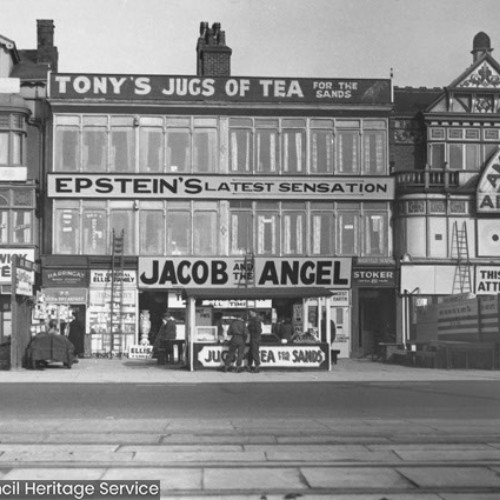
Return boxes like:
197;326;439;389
223;310;262;373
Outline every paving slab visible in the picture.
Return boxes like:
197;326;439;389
301;466;415;489
367;443;495;451
161;434;277;444
266;450;399;463
0;451;134;463
118;444;243;452
277;435;391;444
440;495;500;500
2;468;106;480
203;467;305;490
395;449;500;462
44;433;163;444
244;444;369;452
0;444;118;453
131;451;266;463
398;466;500;488
102;467;203;490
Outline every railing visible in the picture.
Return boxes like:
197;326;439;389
394;167;479;192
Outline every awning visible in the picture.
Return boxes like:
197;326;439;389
182;287;334;301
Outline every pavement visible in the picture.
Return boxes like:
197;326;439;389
1;359;500;499
2;356;500;383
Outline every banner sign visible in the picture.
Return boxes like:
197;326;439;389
42;269;88;287
128;345;154;360
41;287;88;304
352;267;396;287
194;343;328;369
15;266;34;296
50;74;391;104
47;174;394;201
0;249;35;284
90;270;137;287
475;266;500;294
477;146;500;213
139;257;351;289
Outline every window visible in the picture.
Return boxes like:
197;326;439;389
140;127;163;172
110;205;134;254
337;126;360;174
310;120;334;174
194;128;217;173
229;118;253;173
282;120;306;174
338;204;359;255
448;143;480;170
364;212;386;256
256;120;279;174
282;203;305;255
54;204;80;254
429;143;445;168
166;202;191;255
56;127;79;171
110;118;135;172
82;205;106;254
166;127;190;172
0;188;35;245
230;207;253;255
140;206;164;255
363;130;386;174
256;203;279;254
194;204;218;255
311;208;334;255
0;113;26;166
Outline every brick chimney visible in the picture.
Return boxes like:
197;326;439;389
37;19;58;71
196;22;232;76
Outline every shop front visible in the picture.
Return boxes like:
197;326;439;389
138;256;352;371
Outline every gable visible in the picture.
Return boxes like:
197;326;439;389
456;60;500;88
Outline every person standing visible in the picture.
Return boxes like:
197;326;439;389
153;312;177;361
278;316;294;342
222;317;247;373
247;310;262;373
67;311;85;359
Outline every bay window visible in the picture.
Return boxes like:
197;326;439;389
0;187;35;245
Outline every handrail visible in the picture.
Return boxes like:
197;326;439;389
394;168;470;190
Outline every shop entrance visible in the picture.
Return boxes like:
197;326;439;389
357;288;395;357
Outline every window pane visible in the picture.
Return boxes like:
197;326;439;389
257;212;278;254
449;144;462;170
430;143;445;169
230;129;252;172
0;133;8;164
256;128;279;174
110;211;134;254
55;208;79;254
193;128;217;172
230;211;253;254
194;212;217;255
465;144;480;170
282;129;306;174
167;211;190;254
363;131;386;174
338;131;359;173
0;210;8;243
12;133;21;165
140;128;164;172
83;127;107;171
339;212;357;254
283;212;305;254
311;213;334;255
12;210;32;244
111;128;135;172
365;213;386;256
55;127;79;171
311;130;333;174
166;129;190;172
140;210;165;255
82;209;106;254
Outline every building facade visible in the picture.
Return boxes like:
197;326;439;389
393;32;500;345
0;21;57;354
41;22;396;365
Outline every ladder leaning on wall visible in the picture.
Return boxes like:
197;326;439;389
109;229;125;357
451;221;472;294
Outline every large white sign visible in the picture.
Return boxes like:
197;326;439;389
139;257;351;289
0;249;35;285
477;146;500;213
197;345;326;368
47;174;394;201
476;266;500;294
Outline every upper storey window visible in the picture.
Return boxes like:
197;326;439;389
0;113;26;166
0;187;34;245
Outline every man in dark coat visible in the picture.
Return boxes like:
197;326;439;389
222;317;247;373
68;312;85;358
153;312;177;360
247;310;262;373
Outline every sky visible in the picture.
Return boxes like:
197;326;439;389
3;0;500;88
